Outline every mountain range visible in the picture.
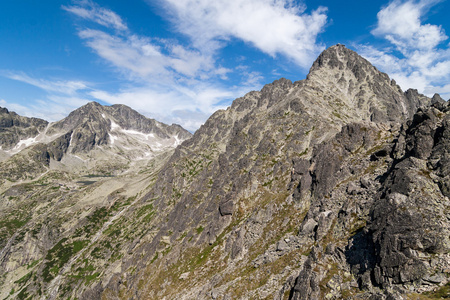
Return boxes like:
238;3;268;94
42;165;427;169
1;44;449;299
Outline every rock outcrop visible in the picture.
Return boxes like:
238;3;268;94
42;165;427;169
0;107;48;152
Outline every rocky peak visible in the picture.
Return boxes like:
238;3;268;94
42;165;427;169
44;102;192;156
48;101;106;133
0;102;191;176
432;93;446;105
308;44;377;77
2;45;448;300
0;107;48;151
304;44;430;123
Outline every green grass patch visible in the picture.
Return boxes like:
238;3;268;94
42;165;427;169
196;226;204;234
42;238;89;283
423;281;450;298
14;272;32;285
17;286;29;300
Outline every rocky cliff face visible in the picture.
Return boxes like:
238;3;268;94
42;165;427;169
0;107;48;154
47;102;191;155
1;45;449;300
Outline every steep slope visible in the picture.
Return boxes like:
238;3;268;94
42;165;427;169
2;44;448;300
39;44;434;299
289;101;450;299
0;107;48;160
0;104;191;300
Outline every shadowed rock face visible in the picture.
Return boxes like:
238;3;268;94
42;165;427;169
47;101;192;154
0;107;48;150
290;102;450;300
2;45;449;300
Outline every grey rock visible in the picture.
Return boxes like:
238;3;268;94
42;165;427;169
423;274;446;284
0;106;48;150
219;200;234;216
276;239;289;252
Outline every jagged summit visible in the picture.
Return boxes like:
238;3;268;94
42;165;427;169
50;101;190;140
0;102;192;177
309;44;372;74
301;44;430;123
39;101;191;155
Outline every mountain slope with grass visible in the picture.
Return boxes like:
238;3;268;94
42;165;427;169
1;45;449;300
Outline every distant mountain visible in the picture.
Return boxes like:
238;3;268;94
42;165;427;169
0;107;48;151
46;101;191;155
0;102;191;181
1;45;449;300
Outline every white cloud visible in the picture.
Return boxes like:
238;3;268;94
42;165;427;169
89;82;253;132
159;0;328;68
61;1;270;130
6;1;318;131
372;0;446;52
77;29;219;82
0;98;90;122
0;71;94;122
62;0;127;31
3;71;88;95
360;0;450;99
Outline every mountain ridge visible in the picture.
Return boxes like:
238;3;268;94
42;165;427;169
1;44;449;300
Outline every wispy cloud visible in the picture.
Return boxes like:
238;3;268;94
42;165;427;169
89;82;254;132
359;0;450;98
77;29;215;80
3;71;89;95
0;97;91;122
0;72;93;121
61;0;269;130
62;0;127;31
158;0;328;68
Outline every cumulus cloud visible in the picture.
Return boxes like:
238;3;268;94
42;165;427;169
360;0;450;99
159;0;328;68
371;0;446;52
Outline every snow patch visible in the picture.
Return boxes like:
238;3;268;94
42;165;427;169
121;129;155;140
15;137;37;149
110;120;120;130
72;155;86;162
173;135;182;146
108;133;118;144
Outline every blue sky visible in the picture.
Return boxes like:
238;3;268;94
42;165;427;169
1;0;449;131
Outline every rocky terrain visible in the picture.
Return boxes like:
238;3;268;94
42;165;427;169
1;44;449;299
0;102;191;181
